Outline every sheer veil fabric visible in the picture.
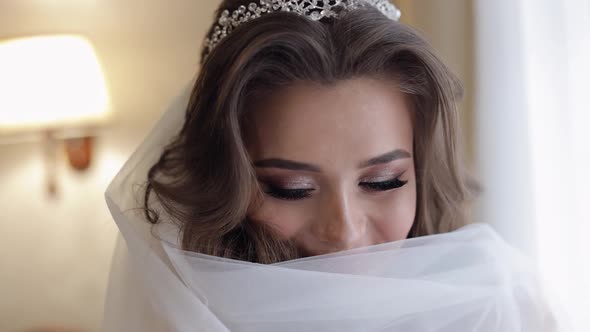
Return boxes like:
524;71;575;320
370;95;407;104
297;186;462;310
102;87;573;331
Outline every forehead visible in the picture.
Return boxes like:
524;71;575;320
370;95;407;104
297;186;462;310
245;77;413;165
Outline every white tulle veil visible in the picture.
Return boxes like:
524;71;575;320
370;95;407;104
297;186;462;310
101;85;574;331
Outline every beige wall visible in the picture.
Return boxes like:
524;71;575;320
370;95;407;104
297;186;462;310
0;1;220;331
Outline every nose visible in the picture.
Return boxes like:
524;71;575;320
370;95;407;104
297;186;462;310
312;190;367;251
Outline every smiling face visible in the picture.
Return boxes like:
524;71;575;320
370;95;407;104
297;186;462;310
244;77;417;257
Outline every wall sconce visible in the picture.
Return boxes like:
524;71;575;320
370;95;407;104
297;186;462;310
0;34;111;196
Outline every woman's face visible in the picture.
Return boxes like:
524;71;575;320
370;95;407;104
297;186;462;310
245;77;416;257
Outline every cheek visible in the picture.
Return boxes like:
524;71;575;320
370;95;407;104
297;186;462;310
247;200;310;238
370;181;417;241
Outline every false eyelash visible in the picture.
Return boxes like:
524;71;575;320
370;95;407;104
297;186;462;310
360;178;408;191
264;186;314;200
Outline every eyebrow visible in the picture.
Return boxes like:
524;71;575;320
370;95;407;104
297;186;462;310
253;149;412;172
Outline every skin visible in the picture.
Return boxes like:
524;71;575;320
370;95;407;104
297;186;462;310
245;77;416;257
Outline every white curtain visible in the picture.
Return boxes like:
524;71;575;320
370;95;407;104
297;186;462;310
474;0;590;331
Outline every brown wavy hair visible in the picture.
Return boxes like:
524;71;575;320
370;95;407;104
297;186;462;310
143;0;478;264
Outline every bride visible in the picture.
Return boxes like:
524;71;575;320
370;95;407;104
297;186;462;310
103;0;572;330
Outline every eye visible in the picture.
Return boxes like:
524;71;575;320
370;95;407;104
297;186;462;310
263;185;314;201
359;178;408;192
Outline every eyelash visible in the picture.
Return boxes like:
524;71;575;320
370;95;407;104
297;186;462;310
263;178;408;201
359;178;408;192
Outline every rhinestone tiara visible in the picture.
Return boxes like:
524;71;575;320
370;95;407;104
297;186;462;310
203;0;401;58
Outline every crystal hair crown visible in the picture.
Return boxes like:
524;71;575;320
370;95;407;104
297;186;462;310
203;0;401;57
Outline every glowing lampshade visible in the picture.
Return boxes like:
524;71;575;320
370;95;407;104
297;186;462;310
0;35;111;137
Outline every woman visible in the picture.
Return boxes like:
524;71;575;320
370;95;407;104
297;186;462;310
144;0;475;264
103;0;571;330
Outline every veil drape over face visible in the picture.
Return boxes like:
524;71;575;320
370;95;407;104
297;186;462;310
102;88;573;331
